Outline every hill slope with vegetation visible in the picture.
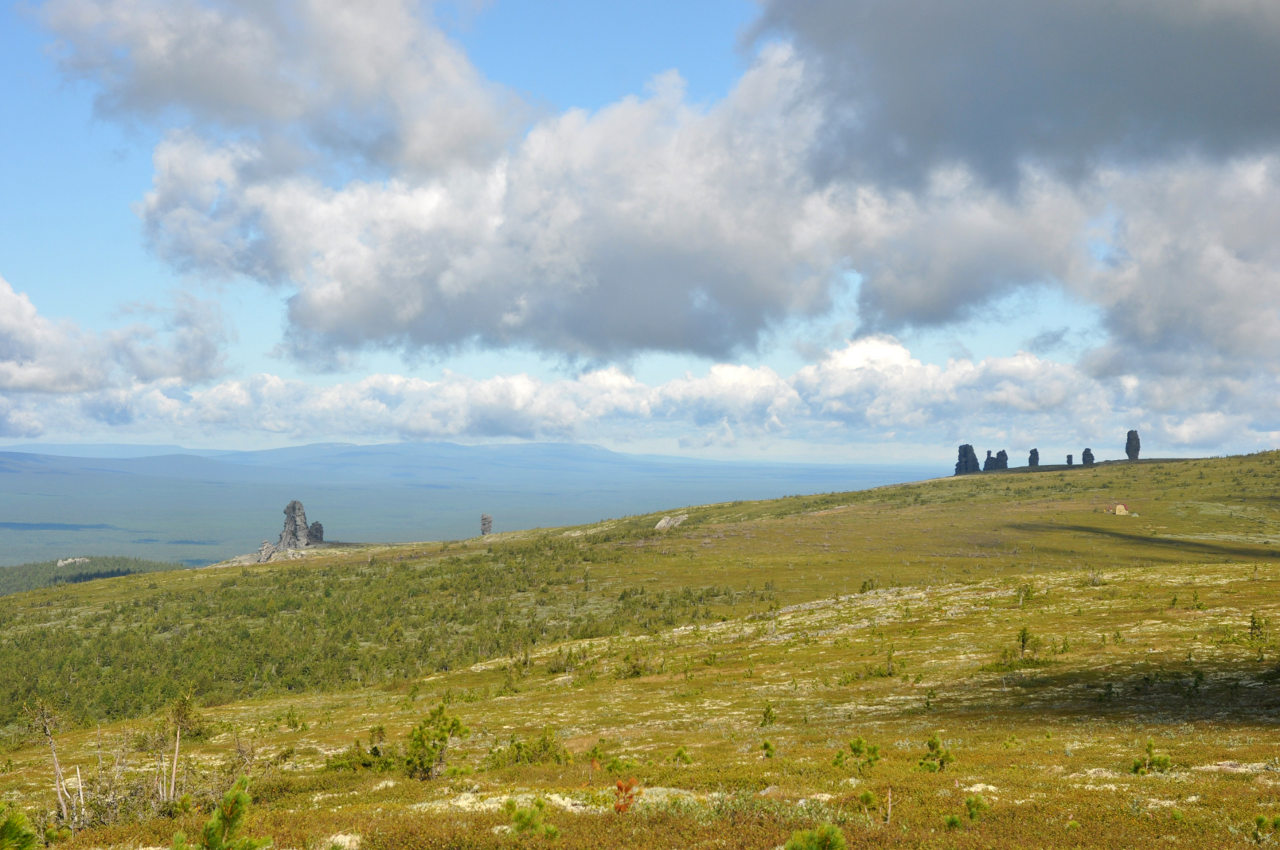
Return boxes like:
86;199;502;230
0;555;188;598
4;452;1280;848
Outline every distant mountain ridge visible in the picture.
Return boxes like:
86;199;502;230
0;441;935;567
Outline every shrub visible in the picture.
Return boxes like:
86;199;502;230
404;704;468;780
325;737;398;773
784;822;847;850
833;737;879;773
0;804;38;850
917;733;953;772
965;794;989;821
170;777;268;850
505;798;559;839
614;778;642;813
483;728;570;770
1131;739;1171;775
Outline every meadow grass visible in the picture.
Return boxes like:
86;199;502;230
5;453;1280;847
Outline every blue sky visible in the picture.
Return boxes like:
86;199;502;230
2;0;1279;463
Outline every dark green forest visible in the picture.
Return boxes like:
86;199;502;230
0;556;187;598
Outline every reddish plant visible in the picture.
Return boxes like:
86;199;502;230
614;777;642;813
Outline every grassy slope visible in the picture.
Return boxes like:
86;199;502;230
5;453;1280;847
0;556;188;598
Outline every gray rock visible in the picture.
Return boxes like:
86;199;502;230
1028;448;1039;467
1082;448;1095;467
278;500;310;550
955;444;981;475
307;521;324;544
1126;430;1141;461
655;514;688;531
982;450;1009;472
481;514;493;536
1067;454;1073;466
256;541;277;563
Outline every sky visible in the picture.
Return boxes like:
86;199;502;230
2;0;1280;464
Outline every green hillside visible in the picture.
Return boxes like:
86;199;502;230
0;556;188;598
4;453;1280;848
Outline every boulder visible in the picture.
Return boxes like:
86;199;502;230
655;514;688;531
307;521;324;544
256;541;278;563
1028;448;1039;467
1126;430;1141;461
955;444;981;475
1082;448;1095;467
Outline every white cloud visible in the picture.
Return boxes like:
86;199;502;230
132;43;850;361
28;1;1280;457
43;0;515;172
0;274;227;398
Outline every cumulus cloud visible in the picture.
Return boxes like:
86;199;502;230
11;323;1280;456
0;274;228;396
31;0;1280;454
42;0;516;173
0;275;105;393
133;45;850;360
793;336;1112;440
757;0;1280;188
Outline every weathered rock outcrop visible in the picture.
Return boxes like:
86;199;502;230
982;450;1009;472
1028;448;1039;467
655;514;688;531
278;500;310;550
1082;448;1095;467
1126;430;1141;461
955;444;981;475
1067;454;1073;466
481;514;493;536
256;501;326;562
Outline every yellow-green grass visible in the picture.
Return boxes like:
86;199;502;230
5;453;1280;847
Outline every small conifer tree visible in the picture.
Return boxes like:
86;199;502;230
404;703;468;780
170;777;268;850
784;823;848;850
0;804;38;850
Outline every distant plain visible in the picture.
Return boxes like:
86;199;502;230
0;442;933;566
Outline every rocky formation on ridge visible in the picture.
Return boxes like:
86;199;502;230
1082;448;1095;467
278;500;311;549
256;500;325;563
1028;448;1039;467
481;514;493;536
982;450;1009;472
1067;454;1073;466
1126;430;1141;461
955;445;981;475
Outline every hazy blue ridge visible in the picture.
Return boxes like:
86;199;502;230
0;443;938;567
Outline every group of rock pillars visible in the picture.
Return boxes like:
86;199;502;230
955;430;1141;476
